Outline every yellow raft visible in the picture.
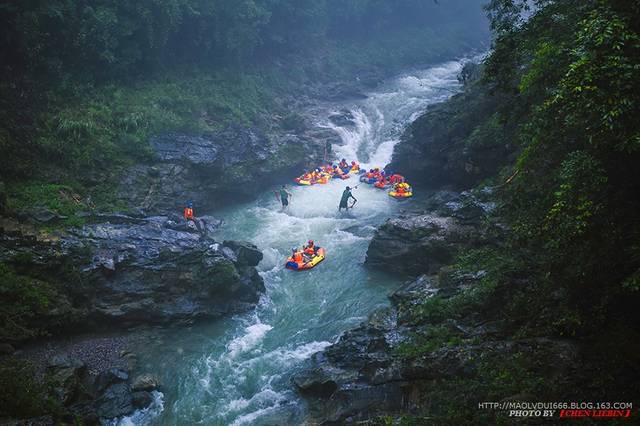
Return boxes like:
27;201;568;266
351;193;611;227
285;248;326;270
389;182;413;198
388;190;413;198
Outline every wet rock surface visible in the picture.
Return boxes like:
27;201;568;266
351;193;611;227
365;190;498;276
55;355;156;424
0;214;264;334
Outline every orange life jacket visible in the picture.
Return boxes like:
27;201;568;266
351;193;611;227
304;245;315;255
293;252;303;262
184;207;194;219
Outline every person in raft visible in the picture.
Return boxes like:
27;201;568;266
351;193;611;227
183;201;194;220
339;158;349;170
339;186;357;212
276;185;292;209
291;247;304;264
303;240;320;259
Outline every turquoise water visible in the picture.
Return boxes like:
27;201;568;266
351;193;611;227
116;57;472;425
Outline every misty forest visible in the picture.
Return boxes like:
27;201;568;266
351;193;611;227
0;0;638;424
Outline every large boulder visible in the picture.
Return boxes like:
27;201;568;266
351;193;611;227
0;214;265;333
46;355;87;405
93;368;129;394
292;307;408;424
365;190;499;277
42;355;155;423
95;383;134;419
365;214;478;276
130;373;160;392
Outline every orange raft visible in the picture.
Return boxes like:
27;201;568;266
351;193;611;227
285;248;326;270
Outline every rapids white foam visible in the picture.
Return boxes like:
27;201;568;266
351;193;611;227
227;323;273;359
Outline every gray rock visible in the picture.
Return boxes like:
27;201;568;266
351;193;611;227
388;80;513;190
29;208;68;223
292;369;338;398
96;383;134;419
117;123;318;213
46;355;87;405
131;373;160;392
365;213;479;276
131;391;153;409
94;368;129;394
0;214;265;332
223;240;263;266
390;275;438;305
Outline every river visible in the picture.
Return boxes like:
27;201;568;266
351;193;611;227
116;56;472;425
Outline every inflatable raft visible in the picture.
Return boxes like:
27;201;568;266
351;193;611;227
360;175;377;184
285;248;326;270
389;183;413;198
388;190;413;198
315;174;331;184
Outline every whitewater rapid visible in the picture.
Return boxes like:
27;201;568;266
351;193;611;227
112;57;473;425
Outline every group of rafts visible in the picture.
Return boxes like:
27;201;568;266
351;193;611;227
293;159;413;198
286;159;413;271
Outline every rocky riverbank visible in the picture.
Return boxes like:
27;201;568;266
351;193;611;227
293;190;585;424
293;52;640;422
0;211;264;424
1;213;265;338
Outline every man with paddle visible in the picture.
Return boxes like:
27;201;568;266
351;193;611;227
339;185;358;212
275;185;292;210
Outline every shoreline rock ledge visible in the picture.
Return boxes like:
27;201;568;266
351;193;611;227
0;214;265;334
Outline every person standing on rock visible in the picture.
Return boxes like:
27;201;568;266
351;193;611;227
276;185;292;210
184;201;194;220
339;186;357;212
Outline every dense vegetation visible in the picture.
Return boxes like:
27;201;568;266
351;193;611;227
395;0;640;420
0;0;487;191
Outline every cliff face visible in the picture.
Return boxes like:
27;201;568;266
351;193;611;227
117;123;338;214
388;64;515;190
